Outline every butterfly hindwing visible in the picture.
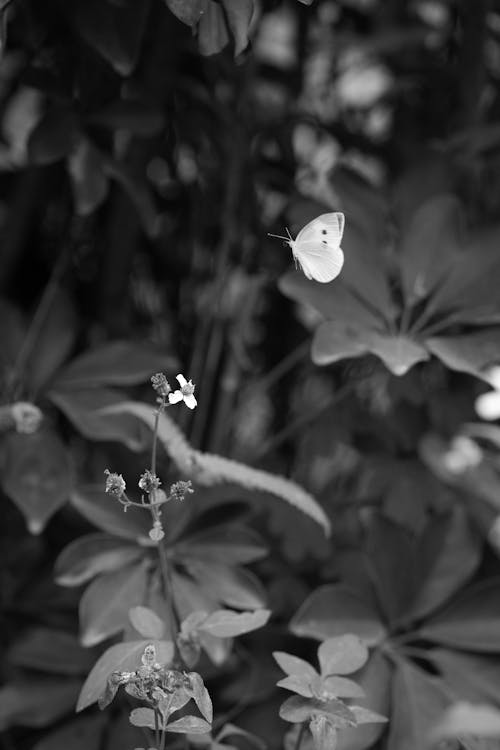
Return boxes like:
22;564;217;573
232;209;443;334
294;241;344;283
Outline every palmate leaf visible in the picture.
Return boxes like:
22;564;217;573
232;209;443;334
100;401;331;534
55;533;143;586
317;635;369;676
430;649;500;704
279;190;500;381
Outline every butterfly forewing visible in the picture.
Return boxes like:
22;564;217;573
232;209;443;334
295;212;345;246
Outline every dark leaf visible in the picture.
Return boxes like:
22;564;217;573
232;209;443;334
220;0;253;56
420;578;500;651
0;679;82;729
27;109;78;165
8;628;94;676
67;138;109;216
1;427;72;534
426;329;500;380
69;486;152;542
431;649;500;704
198;0;229;55
175;524;268;565
184;559;267;609
165;0;207;26
199;608;270;637
87;100;165;136
32;714;106;750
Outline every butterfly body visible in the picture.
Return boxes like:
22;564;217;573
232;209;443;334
270;212;345;283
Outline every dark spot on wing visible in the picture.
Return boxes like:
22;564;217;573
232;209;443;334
322;240;327;244
322;229;327;235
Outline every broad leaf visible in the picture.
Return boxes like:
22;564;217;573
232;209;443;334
291;584;387;645
1;428;72;534
387;658;450;750
8;628;94;676
349;706;387;725
337;650;392;750
175;525;268;565
49;387;153;450
166;716;212;733
321;676;365;699
410;507;481;622
69;486;152;542
426;329;500;381
420;578;500;651
77;639;174;711
55;533;142;586
198;1;229;55
431;649;500;704
128;606;165;640
273;652;319;681
129;707;156;729
280;695;356;726
0;679;82;729
189;672;213;722
165;0;207;26
53;341;175;390
79;563;148;646
199;608;270;637
181;560;267;610
276;675;313;698
318;635;369;676
220;0;253;56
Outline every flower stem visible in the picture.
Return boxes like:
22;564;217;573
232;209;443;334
295;722;306;750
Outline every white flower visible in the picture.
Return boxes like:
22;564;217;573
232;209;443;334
11;402;43;433
476;367;500;420
168;374;197;410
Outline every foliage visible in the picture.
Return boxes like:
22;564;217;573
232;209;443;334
2;1;500;750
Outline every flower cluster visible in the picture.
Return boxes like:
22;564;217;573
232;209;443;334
151;372;171;399
104;469;126;498
169;480;194;502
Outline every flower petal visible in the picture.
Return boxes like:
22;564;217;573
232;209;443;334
184;394;197;410
176;374;187;387
168;390;183;404
476;391;500;420
484;366;500;391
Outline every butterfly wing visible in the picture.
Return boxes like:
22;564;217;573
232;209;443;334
293;212;345;283
295;212;345;246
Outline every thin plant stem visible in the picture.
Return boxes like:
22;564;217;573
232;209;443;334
295;722;306;750
154;708;160;749
157;540;180;648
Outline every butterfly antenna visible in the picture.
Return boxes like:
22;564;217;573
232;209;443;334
268;232;291;242
285;227;293;241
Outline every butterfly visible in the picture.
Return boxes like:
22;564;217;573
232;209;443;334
269;212;345;283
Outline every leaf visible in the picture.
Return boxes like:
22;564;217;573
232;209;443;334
52;341;175;390
101;401;331;534
1;427;72;534
276;675;313;698
79;563;148;646
349;707;387;725
175;525;268;565
219;0;253;56
0;679;82;729
426;329;500;380
198;0;229;55
27;109;78;165
430;649;500;704
387;658;450;750
321;676;365;699
166;716;212;733
67;138;109;216
8;628;94;676
69;485;152;543
69;0;151;76
318;635;369;676
273;651;319;681
77;639;174;711
364;515;416;626
312;322;429;376
336;650;392;750
410;506;482;622
55;533;142;586
420;578;500;651
199;608;271;637
32;714;106;750
430;702;500;741
165;0;207;26
189;672;213;722
129;707;156;729
291;584;387;645
184;560;266;610
128;606;165;639
399;194;462;307
49;388;153;451
279;695;356;726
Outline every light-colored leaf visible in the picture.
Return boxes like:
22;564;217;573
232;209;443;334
276;675;313;698
291;584;387;645
55;533;142;586
166;716;212;733
79;564;148;647
189;672;213;723
273;651;319;681
199;609;270;638
69;485;152;543
129;707;156;729
321;676;365;699
349;706;387;725
77;639;174;712
280;695;356;726
426;329;500;381
128;606;165;640
318;635;369;676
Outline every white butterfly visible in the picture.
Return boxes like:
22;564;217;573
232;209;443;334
269;212;345;283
